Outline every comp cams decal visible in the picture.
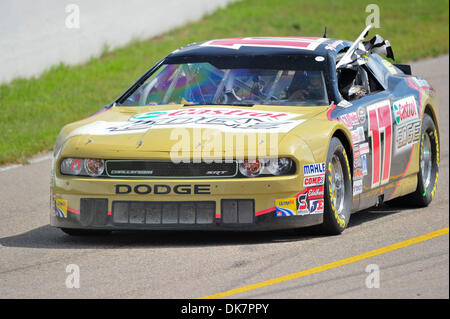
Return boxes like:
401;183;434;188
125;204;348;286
303;174;325;187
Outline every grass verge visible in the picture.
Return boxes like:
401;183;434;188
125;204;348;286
0;0;448;165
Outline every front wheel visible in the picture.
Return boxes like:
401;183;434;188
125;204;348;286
320;137;353;235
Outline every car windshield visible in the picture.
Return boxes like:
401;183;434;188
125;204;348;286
120;63;329;107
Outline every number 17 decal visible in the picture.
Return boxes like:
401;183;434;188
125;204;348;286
367;100;392;188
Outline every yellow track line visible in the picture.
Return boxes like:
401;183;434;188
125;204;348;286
201;227;449;299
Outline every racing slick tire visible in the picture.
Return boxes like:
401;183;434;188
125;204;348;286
387;113;439;207
60;228;112;236
320;137;353;235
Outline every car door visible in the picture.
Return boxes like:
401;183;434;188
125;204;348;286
334;62;395;212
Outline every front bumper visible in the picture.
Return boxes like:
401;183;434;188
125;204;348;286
50;175;323;231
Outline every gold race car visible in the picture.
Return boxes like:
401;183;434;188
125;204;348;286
50;26;439;235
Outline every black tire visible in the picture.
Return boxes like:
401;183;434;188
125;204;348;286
387;113;439;207
60;228;112;236
320;137;353;235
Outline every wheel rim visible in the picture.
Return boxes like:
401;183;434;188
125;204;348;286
421;132;433;190
330;154;345;215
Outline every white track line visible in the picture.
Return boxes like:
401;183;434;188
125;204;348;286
0;152;52;173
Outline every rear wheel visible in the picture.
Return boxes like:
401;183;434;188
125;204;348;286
388;113;439;207
60;228;112;236
320;137;353;235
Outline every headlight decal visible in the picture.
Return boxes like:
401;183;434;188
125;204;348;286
60;158;105;177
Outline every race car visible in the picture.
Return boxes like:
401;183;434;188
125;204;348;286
50;25;440;235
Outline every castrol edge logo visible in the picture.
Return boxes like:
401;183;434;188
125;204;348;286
393;96;418;125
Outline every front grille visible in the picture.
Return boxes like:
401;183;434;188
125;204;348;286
106;160;237;178
80;198;108;226
221;199;254;224
112;201;216;225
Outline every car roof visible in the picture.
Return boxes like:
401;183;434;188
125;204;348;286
167;37;352;59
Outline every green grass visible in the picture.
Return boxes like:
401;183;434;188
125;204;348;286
0;0;448;165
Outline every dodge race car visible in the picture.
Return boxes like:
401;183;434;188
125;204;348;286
50;25;440;235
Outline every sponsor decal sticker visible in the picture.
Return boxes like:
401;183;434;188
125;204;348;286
71;108;305;135
307;186;324;199
354;169;364;180
353;144;361;158
303;162;326;176
381;59;398;74
55;198;68;218
315;56;325;62
351;126;365;144
297;194;310;215
309;199;324;214
359;142;370;155
412;77;430;88
357;107;366;124
393;96;418;125
337;100;353;108
303;174;325;187
354;156;362;169
353;179;363;196
362;154;368;176
325;40;344;51
396;121;421;149
339;112;359;129
275;198;297;217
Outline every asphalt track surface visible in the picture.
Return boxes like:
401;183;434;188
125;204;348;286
0;55;448;299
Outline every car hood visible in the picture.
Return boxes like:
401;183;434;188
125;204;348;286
59;104;329;158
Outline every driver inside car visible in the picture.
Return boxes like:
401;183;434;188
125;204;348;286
288;71;324;102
